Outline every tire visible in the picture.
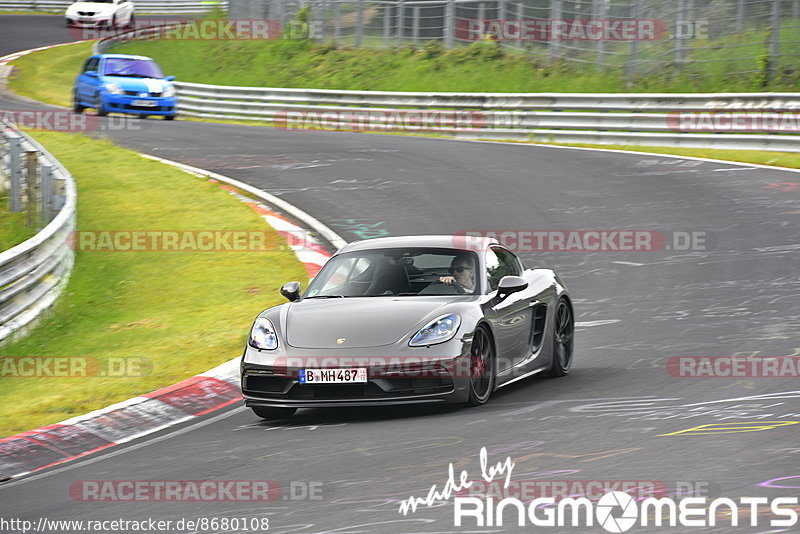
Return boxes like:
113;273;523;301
95;93;108;116
163;114;175;121
466;326;495;406
73;91;85;113
126;13;135;29
251;406;297;420
545;297;574;377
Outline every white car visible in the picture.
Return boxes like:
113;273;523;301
65;0;135;28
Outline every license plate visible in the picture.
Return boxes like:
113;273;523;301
299;368;367;384
132;99;157;107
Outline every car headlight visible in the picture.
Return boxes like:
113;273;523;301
162;85;176;98
409;313;461;347
104;83;124;95
249;317;278;350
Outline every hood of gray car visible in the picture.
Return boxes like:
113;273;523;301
285;297;452;349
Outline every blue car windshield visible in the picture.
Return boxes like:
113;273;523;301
103;58;164;79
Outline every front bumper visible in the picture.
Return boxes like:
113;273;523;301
66;16;113;27
104;94;177;116
241;340;474;408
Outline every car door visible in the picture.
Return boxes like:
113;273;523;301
484;245;534;373
118;0;133;24
77;57;99;103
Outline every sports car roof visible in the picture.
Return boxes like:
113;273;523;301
336;235;499;254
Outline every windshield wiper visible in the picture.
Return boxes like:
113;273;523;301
397;292;420;296
305;295;345;299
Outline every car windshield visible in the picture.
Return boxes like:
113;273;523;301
103;58;164;78
304;247;480;297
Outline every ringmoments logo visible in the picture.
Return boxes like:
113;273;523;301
398;447;799;531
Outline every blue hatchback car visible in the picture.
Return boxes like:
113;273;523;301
73;54;178;120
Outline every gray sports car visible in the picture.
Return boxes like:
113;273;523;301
241;235;573;420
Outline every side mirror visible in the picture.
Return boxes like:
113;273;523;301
497;275;528;299
165;75;175;81
85;70;98;77
281;281;302;302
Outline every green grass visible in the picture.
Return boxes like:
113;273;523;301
104;22;800;92
534;143;800;170
0;191;37;251
0;131;307;437
8;41;93;108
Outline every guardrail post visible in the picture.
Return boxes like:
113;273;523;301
25;150;38;228
444;0;454;47
8;136;22;213
548;0;561;61
769;0;780;85
40;165;53;229
333;0;341;44
736;0;745;30
626;0;640;84
593;0;605;69
675;0;686;64
397;0;404;44
412;5;420;44
383;1;391;46
355;0;364;46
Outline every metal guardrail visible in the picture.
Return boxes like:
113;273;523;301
0;121;76;343
0;0;226;13
95;25;800;151
94;19;800;152
164;81;800;151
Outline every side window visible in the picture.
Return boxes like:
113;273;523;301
85;58;99;73
485;246;521;291
494;247;522;277
485;248;501;291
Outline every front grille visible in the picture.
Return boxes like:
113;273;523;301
124;91;163;97
243;371;454;401
78;11;95;15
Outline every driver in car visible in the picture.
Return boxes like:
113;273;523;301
438;254;476;293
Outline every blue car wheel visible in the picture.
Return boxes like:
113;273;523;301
95;93;108;117
73;90;85;113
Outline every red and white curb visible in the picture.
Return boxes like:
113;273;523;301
0;157;346;481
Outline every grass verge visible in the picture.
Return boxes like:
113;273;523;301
531;143;800;170
0;131;307;437
0;191;37;251
7;40;93;108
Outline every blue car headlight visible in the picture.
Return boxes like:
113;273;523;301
409;313;461;347
104;83;124;95
249;317;278;350
162;85;176;98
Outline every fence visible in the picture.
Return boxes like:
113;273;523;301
229;0;800;82
0;120;76;343
0;0;227;14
